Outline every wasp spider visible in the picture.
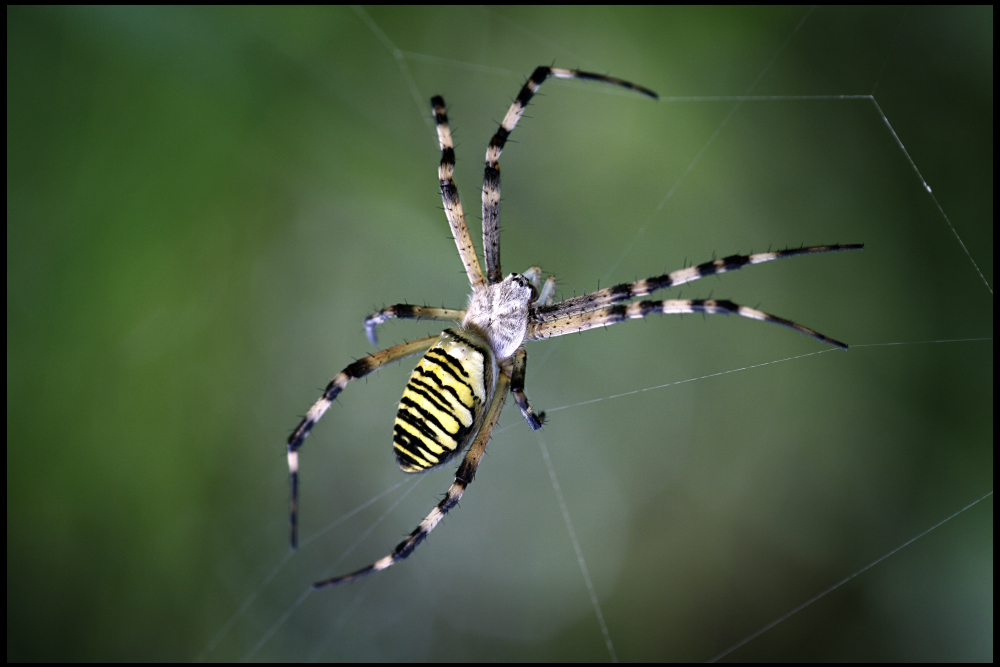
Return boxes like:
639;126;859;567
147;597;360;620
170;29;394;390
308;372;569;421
286;66;863;588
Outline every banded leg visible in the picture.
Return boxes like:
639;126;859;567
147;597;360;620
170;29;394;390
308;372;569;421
287;335;439;549
431;96;485;290
482;67;659;284
313;372;511;588
511;345;545;430
364;304;466;345
528;298;849;349
534;244;864;321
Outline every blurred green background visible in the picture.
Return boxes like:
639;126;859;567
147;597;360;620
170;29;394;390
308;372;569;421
7;6;992;661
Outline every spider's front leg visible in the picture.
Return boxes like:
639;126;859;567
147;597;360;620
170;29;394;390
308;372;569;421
313;371;512;588
364;304;466;346
511;345;545;430
534;244;863;322
431;96;486;290
527;298;849;349
286;335;439;549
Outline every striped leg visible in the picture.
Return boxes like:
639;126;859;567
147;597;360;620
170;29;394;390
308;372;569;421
535;244;864;321
528;298;849;349
364;305;466;345
431;96;485;290
287;335;439;549
511;345;545;430
313;372;511;588
482;67;658;284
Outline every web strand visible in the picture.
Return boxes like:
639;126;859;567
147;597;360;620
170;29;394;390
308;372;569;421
194;479;409;661
538;433;618;663
239;478;423;662
494;337;991;428
707;490;994;663
238;10;989;661
602;6;816;283
352;6;432;129
868;97;993;294
484;7;599;72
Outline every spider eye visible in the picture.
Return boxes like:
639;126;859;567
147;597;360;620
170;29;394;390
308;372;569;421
508;273;536;298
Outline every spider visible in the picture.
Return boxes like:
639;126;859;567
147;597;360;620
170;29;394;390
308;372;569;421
286;66;863;588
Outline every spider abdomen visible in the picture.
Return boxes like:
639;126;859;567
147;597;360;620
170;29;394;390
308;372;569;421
392;328;497;472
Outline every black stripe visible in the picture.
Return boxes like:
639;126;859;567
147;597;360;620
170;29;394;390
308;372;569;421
645;274;674;292
695;254;749;278
445;328;492;358
399;394;456;437
393;430;431;467
440;146;455;166
456;459;477;485
686;298;734;314
394;408;447;447
635;301;660;317
321;378;343;401
609;282;634;301
287;417;315;450
431;96;448;127
413;369;469;410
313;563;378;589
393;527;427;560
440;487;463;513
392;304;418;319
606;304;629;324
564;69;658;99
403;381;458;425
396;404;464;452
483;166;500;191
424;348;473;382
440;181;460;202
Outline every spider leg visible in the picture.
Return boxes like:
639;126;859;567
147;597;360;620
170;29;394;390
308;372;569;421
287;335;439;549
431;96;486;290
535;244;864;321
511;345;545;430
313;372;511;588
364;305;466;346
482;67;658;285
527;298;849;349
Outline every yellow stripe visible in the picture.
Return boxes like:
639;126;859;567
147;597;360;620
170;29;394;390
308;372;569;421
394;418;451;455
418;357;477;416
401;387;461;435
411;374;473;424
416;446;439;464
392;329;495;473
393;442;429;468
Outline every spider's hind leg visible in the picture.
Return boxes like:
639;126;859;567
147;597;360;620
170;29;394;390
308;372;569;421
286;335;439;549
510;345;545;430
313;372;512;588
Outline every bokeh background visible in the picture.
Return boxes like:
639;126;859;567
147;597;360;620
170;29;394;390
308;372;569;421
7;6;992;662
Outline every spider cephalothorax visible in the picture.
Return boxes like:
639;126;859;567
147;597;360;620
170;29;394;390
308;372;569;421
463;272;535;360
284;66;862;588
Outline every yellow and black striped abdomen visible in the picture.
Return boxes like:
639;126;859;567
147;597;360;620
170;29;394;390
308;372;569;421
393;328;496;473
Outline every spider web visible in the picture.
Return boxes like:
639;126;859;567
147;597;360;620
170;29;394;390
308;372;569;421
194;7;991;662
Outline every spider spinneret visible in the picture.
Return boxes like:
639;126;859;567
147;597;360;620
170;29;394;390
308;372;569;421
284;66;862;588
